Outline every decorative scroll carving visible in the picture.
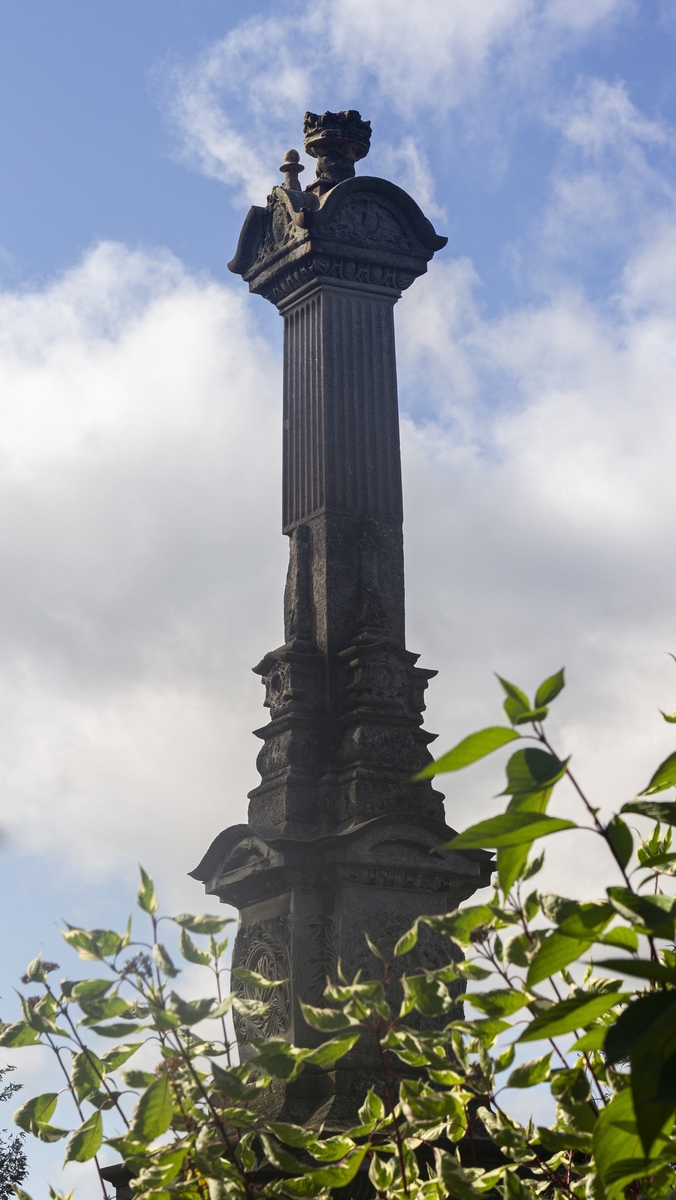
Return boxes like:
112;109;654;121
328;198;418;255
296;917;338;1005
231;918;291;1044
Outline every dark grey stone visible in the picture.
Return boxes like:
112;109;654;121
191;113;491;1128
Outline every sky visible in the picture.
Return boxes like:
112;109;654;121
1;0;676;1190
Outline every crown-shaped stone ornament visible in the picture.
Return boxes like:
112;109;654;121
303;109;372;191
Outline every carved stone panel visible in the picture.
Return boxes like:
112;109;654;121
295;917;338;1006
328;197;419;255
231;917;291;1045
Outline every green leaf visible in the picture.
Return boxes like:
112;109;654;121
167;993;216;1025
64;1111;103;1163
0;1022;41;1047
369;1153;396;1192
557;901;614;938
152;943;179;978
231;967;282;989
535;668;565;708
435;1149;479;1200
621;799;676;823
537;1128;592;1154
414;727;520;779
607;886;676;935
501;748;569;796
401;974;454;1017
99;1043;143;1071
357;1091;386;1136
596;925;638;951
71;1051;104;1101
267;1122;315;1149
88;1022;146;1038
363;933;382;959
172;913;232;934
210;1061;257;1101
660;709;676;722
393;923;419;957
593;1086;672;1196
71;979;114;1002
129;1076;173;1144
526;933;591;987
496;675;531;709
605;991;676;1064
448;812;575;850
178;928;211;966
597;957;676;985
571;1026;607;1052
629;1001;676;1155
494;1044;515;1073
461;988;529;1018
300;1002;353;1032
519;991;628;1041
61;927;123;960
506;1053;551;1088
496;792;551;894
606;816;633;869
423;905;495;943
307;1147;367;1188
512;706;549;726
302;1033;360;1065
639;750;676;796
13;1093;58;1134
121;1069;156;1089
136;867;158;915
79;995;133;1025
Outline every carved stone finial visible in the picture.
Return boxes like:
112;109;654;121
303;110;371;192
279;148;304;191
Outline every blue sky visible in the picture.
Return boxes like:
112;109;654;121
2;1;676;1191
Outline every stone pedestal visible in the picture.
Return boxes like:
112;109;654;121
191;112;491;1128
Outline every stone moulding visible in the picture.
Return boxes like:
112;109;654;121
228;176;447;305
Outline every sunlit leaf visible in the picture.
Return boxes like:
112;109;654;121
414;727;520;779
136;867;158;915
64;1112;103;1163
129;1076;173;1144
519;991;628;1041
638;750;676;796
535;668;565;708
506;1053;551;1088
448;812;575;850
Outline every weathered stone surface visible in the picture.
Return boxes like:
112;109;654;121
192;113;491;1127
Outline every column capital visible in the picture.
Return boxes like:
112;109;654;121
228;175;447;307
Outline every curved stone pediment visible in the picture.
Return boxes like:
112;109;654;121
228;176;447;304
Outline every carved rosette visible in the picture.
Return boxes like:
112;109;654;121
231;917;291;1046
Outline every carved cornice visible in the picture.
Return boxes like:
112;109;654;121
190;813;492;910
228;177;447;306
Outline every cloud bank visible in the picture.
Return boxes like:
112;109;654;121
2;207;676;903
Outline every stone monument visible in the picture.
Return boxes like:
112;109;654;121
191;111;491;1128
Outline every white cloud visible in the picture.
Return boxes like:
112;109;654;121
162;0;627;209
2;215;676;911
538;79;675;260
395;227;676;897
0;243;285;892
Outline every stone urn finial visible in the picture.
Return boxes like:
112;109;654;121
278;148;304;191
303;109;371;192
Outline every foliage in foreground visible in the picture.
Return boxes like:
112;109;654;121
2;668;676;1200
0;1066;27;1200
